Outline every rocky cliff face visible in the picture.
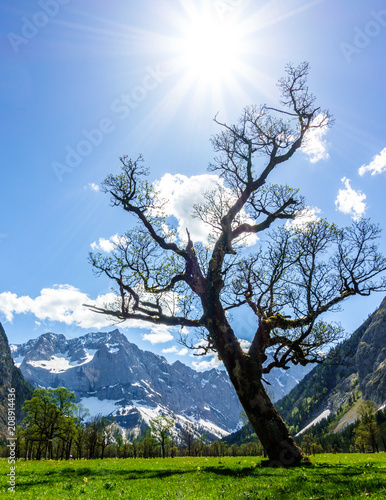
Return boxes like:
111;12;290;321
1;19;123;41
11;328;311;439
11;329;243;438
0;323;33;438
356;299;386;405
276;296;386;434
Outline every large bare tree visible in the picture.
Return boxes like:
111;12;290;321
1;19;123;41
87;63;386;466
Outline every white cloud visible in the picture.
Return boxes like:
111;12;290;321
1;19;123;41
154;173;257;246
154;173;222;244
0;292;34;321
90;234;127;253
162;346;178;354
0;285;120;329
301;114;330;163
239;339;251;353
84;183;100;192
0;287;186;340
161;346;188;355
285;206;321;231
94;173;259;252
192;356;223;371
142;325;174;344
358;147;386;176
335;177;367;221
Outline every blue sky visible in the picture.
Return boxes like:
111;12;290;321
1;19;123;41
1;0;386;370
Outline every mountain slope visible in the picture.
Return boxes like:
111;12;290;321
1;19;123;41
356;299;386;404
0;323;33;438
10;328;311;440
11;329;243;439
275;296;386;435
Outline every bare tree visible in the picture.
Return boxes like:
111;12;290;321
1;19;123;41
87;63;386;466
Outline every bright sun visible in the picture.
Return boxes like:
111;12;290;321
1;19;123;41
168;4;247;91
181;17;243;82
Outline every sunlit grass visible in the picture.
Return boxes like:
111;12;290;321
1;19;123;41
1;454;385;499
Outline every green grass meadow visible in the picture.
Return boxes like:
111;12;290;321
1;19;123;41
1;454;385;499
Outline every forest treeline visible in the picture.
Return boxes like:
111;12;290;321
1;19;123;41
0;387;385;460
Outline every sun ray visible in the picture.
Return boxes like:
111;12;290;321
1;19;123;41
96;0;329;152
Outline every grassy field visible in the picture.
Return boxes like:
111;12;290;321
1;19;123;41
1;454;385;499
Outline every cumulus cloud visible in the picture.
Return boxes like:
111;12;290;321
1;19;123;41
154;173;222;244
335;177;367;220
358;147;386;176
162;346;188;356
142;325;174;344
285;206;321;231
0;292;34;321
92;173;259;251
239;339;251;353
162;346;178;354
84;183;100;192
90;234;127;253
301;114;330;163
192;356;222;371
0;285;120;329
154;173;257;246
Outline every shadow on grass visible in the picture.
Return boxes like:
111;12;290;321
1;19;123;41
10;459;386;497
203;466;256;477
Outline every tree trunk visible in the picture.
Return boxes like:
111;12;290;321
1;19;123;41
206;297;305;467
36;441;43;460
77;440;83;459
66;439;72;459
221;340;305;466
381;435;386;452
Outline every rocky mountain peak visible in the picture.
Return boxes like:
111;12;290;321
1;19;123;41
10;327;311;440
11;329;243;438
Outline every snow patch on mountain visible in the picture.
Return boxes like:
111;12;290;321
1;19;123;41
296;409;331;436
11;329;311;440
78;397;122;416
26;349;97;373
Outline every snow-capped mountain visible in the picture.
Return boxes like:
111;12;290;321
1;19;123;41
10;329;310;439
11;330;243;439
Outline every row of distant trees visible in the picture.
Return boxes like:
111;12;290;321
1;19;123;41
2;387;114;460
0;387;263;460
0;387;385;460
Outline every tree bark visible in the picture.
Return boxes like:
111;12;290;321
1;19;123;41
229;353;304;465
212;317;305;466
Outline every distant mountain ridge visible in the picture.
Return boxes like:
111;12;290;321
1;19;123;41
11;329;242;439
275;296;386;435
10;328;310;440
